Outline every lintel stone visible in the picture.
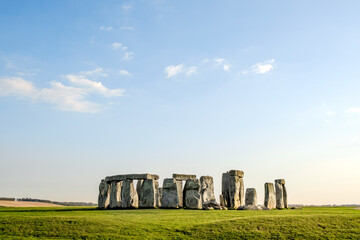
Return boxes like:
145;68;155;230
105;173;159;182
172;174;196;181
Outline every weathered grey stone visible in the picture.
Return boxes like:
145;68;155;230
283;184;288;209
183;179;202;209
200;176;220;210
222;170;245;209
136;180;144;203
219;194;225;208
105;173;159;182
109;181;122;209
138;179;159;208
172;174;196;181
161;178;182;208
121;179;138;208
264;182;276;209
275;179;285;209
245;188;257;206
156;187;162;207
229;170;244;177
98;179;110;209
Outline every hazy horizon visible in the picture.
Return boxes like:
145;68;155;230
1;0;360;205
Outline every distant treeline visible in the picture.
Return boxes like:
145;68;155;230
15;198;96;206
0;197;15;201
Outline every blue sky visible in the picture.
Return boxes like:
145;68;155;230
1;0;360;204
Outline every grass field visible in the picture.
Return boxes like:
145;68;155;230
1;206;360;239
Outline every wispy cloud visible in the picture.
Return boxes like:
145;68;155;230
248;59;275;74
100;26;112;31
119;69;132;76
0;69;125;113
79;67;108;77
214;58;230;71
122;52;134;61
164;64;197;78
111;42;127;51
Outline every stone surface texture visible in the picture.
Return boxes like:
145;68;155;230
200;176;220;210
222;170;244;209
183;179;202;209
138;179;159;208
98;179;110;209
275;179;287;209
172;174;196;181
161;178;182;208
105;173;159;182
245;188;257;206
121;179;138;208
264;182;276;209
109;181;122;209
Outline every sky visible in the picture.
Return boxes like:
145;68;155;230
1;0;360;205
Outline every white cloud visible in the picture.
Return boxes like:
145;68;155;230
251;59;275;74
164;64;197;78
214;58;230;71
100;26;112;31
119;69;132;76
165;64;184;78
120;26;134;31
79;67;108;77
112;42;124;50
0;69;125;113
122;51;134;61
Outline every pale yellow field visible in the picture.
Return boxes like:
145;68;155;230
0;200;63;207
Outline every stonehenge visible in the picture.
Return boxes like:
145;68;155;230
98;171;288;211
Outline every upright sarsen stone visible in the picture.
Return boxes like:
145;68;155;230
161;178;182;208
138;179;159;208
264;182;276;209
222;170;244;209
275;179;287;209
200;176;220;209
109;181;122;209
245;188;257;206
183;179;202;209
98;179;110;209
121;179;138;208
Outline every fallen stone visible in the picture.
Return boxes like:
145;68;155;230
172;174;196;181
98;179;110;209
245;188;257;206
109;181;122;209
121;179;138;208
238;205;263;210
264;182;276;209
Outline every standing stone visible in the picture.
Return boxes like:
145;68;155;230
109;181;122;209
219;195;225;208
136;179;144;201
156;187;162;207
283;184;288;209
245;188;257;206
222;170;244;209
275;179;287;209
200;176;220;209
183;179;202;209
264;182;276;209
161;178;182;208
98;179;110;209
121;179;138;208
176;180;184;208
138;179;159;208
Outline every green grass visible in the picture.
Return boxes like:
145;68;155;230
1;206;360;239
